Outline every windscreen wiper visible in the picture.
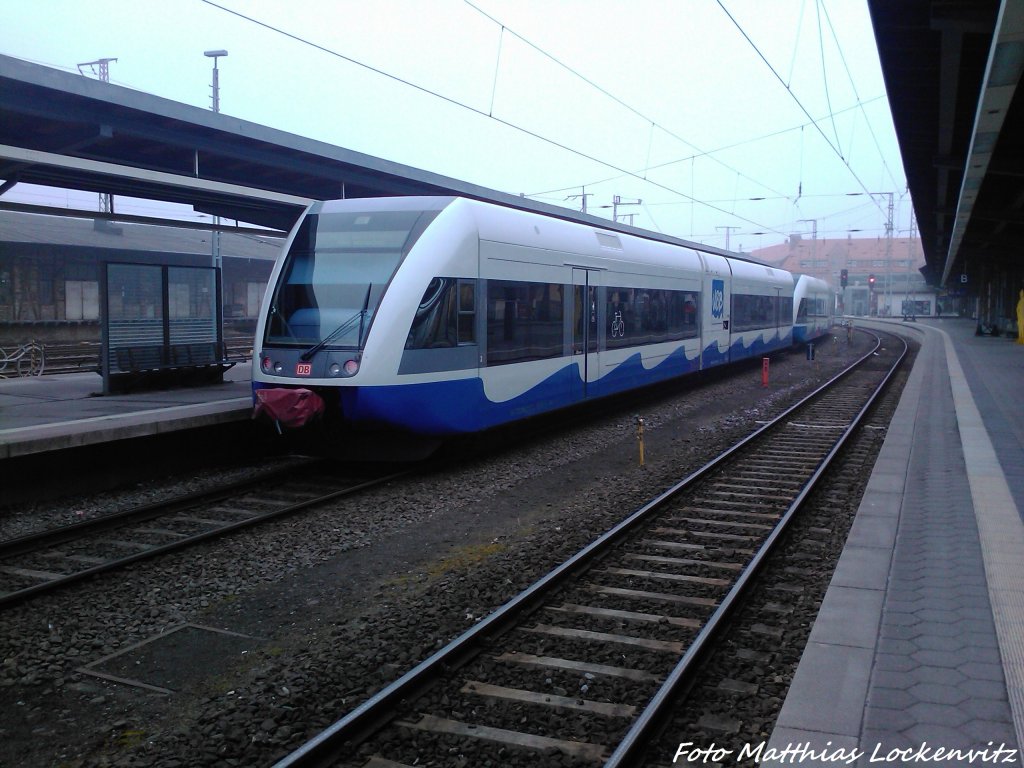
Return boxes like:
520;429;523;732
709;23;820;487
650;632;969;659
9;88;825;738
299;285;373;361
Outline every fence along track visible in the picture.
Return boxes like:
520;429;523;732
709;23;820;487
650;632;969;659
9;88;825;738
272;331;907;768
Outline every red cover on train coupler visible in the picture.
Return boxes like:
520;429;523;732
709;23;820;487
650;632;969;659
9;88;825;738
253;387;325;430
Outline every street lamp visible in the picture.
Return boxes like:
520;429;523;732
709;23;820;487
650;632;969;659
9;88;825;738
204;49;228;113
204;50;228;273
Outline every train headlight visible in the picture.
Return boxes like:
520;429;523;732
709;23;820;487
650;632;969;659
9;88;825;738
343;359;360;376
273;361;284;373
328;362;342;377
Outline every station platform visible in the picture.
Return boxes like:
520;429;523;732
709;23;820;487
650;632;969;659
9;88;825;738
0;364;253;460
766;317;1024;766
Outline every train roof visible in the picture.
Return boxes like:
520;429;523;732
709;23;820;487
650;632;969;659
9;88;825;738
311;195;776;269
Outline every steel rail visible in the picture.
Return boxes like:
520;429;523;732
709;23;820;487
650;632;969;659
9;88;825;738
0;464;409;609
272;331;897;768
604;332;908;767
0;459;324;559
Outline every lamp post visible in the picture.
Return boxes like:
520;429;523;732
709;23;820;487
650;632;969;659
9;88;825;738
204;49;228;113
203;50;227;272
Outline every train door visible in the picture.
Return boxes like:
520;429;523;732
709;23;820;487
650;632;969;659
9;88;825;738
571;268;599;400
700;255;732;368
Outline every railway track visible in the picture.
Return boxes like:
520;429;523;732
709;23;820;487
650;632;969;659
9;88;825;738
0;460;408;609
646;346;912;761
271;330;907;768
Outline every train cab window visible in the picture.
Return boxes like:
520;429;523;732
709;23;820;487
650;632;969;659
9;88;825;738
807;298;827;316
406;277;476;349
265;209;437;349
486;280;563;365
797;297;827;321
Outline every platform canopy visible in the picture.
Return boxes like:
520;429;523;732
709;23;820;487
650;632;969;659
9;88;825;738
868;0;1023;287
0;53;737;261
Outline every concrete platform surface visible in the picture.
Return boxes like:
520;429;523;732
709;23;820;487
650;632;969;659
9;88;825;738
765;318;1024;767
0;364;252;459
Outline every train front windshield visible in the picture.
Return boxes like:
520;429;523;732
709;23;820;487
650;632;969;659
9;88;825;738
264;209;436;349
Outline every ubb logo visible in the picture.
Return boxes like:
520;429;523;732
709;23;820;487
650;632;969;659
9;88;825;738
711;279;725;318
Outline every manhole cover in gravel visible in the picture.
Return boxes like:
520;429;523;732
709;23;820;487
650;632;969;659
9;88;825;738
79;623;263;694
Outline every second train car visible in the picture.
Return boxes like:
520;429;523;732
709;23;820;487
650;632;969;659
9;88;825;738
793;273;834;344
252;196;829;439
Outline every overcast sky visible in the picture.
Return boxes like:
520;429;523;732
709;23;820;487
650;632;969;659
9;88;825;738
1;0;911;252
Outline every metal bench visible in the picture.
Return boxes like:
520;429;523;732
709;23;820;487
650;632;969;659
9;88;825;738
106;341;235;393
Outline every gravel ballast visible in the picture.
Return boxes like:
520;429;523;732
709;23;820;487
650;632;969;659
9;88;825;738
0;343;868;767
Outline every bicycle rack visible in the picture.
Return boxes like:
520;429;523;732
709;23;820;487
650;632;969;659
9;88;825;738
0;341;46;377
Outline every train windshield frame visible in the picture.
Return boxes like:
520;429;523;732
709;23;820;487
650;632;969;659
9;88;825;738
264;208;438;350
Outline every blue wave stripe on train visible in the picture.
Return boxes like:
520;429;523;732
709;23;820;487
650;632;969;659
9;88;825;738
252;332;793;436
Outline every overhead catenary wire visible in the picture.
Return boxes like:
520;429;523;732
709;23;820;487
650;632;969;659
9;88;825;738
817;0;902;190
815;0;843;158
715;0;886;218
200;0;901;241
462;0;793;202
525;95;887;200
512;4;896;218
201;0;788;236
786;0;807;88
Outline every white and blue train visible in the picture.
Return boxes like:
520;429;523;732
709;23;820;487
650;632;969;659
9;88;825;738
252;196;832;440
793;273;833;344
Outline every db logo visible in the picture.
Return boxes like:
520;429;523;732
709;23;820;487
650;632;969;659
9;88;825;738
711;279;725;319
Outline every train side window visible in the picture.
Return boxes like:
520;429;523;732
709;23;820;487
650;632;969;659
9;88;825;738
406;277;477;349
778;296;793;326
406;277;455;349
673;291;700;337
606;286;699;348
731;293;773;331
486;279;564;365
733;293;792;331
458;280;475;343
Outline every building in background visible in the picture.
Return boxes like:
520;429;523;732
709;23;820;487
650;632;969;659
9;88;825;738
752;234;940;318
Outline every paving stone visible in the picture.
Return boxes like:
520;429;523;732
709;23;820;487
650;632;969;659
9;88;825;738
907;682;968;706
767;324;1023;760
910;665;966;687
872;652;916;673
902;723;982;750
906;701;972;727
871;669;916;691
876;637;918;656
910;649;967;668
962;697;1017;722
866;686;915;710
915;608;961;624
958;661;1006;682
862;710;917;736
960;717;1019;744
959;678;1012;701
878;622;920;641
913;634;967;652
